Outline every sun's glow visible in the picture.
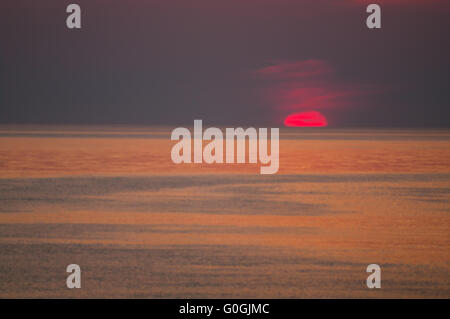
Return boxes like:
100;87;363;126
284;111;328;127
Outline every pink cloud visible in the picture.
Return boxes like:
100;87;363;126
252;60;333;80
253;59;373;125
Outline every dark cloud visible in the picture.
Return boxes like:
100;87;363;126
0;0;449;127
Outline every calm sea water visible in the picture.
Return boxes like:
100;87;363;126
0;127;449;298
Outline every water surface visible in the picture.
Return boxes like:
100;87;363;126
0;127;448;298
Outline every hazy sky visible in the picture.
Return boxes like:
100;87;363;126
1;0;449;127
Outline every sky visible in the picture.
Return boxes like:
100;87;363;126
1;0;449;127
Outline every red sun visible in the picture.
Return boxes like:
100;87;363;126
284;111;328;127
